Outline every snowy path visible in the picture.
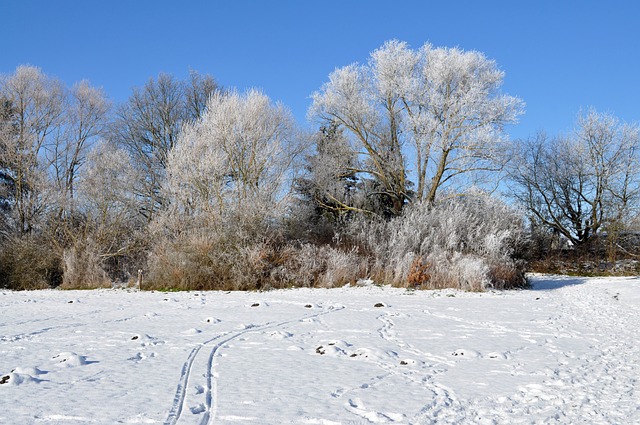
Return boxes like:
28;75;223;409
1;276;639;424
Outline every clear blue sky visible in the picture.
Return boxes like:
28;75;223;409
1;1;638;140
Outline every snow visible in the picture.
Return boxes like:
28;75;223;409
1;275;639;424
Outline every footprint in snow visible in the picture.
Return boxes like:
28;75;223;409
190;404;206;414
128;352;145;362
485;351;510;360
268;330;293;339
238;323;259;330
346;398;404;423
51;352;94;368
451;349;481;358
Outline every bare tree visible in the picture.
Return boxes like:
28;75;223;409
508;110;640;246
310;40;523;214
111;71;220;221
50;80;110;216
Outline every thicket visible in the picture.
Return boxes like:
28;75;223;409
1;41;638;291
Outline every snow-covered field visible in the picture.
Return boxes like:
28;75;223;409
1;275;639;424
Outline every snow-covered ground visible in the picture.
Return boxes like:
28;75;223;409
1;275;639;424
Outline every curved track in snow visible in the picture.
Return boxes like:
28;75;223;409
164;305;345;425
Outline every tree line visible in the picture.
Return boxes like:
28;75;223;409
1;40;638;290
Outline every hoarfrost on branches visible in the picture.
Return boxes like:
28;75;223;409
310;40;524;212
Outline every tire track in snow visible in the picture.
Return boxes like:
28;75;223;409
164;304;345;425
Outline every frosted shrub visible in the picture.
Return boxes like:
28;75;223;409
147;218;268;291
60;239;111;289
434;252;490;291
269;243;365;289
319;246;363;288
346;193;527;290
147;228;366;291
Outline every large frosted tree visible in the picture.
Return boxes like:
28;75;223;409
148;89;304;289
310;40;524;214
163;89;302;227
0;66;65;234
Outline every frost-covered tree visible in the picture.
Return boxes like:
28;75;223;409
509;110;640;246
111;71;220;221
62;141;146;286
310;40;523;213
0;66;110;235
148;89;304;290
0;65;65;234
0;98;17;233
50;80;110;217
164;89;300;223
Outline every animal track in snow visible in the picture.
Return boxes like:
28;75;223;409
345;398;404;423
451;349;481;358
128;352;157;362
51;352;92;368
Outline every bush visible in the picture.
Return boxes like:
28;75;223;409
146;224;368;291
59;239;111;289
278;243;366;288
0;235;63;290
145;191;527;291
344;193;528;290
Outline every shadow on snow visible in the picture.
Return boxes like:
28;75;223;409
529;275;588;291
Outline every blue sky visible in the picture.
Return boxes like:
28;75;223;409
1;1;638;140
